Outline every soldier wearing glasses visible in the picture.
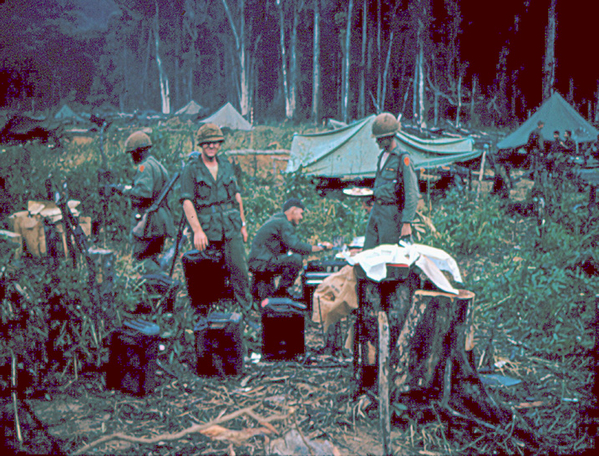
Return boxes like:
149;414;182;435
180;123;252;309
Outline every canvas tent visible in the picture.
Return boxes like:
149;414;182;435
286;115;480;178
175;100;204;116
54;104;85;123
497;92;598;150
200;102;252;131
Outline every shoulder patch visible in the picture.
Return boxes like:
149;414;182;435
403;156;410;166
139;165;145;172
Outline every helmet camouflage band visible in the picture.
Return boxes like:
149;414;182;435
372;113;400;138
197;123;224;145
124;131;152;153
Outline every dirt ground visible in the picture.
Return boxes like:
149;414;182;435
13;320;395;456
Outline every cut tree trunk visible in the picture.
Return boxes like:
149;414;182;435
353;266;544;450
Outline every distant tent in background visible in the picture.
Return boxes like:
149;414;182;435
286;115;481;178
175;100;204;116
200;102;252;131
497;92;599;150
54;104;85;123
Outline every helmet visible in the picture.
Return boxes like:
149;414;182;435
372;113;400;138
197;123;224;145
124;131;152;153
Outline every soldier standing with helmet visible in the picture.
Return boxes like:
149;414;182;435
180;123;252;310
111;131;175;267
364;113;419;250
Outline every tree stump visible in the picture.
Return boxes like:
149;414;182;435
353;266;543;449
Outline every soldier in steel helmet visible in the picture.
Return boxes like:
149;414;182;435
364;113;419;249
113;131;175;266
180;123;252;309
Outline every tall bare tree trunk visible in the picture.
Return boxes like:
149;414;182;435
543;0;557;101
121;42;127;112
312;0;321;124
154;1;170;114
380;31;393;115
470;75;478;126
289;0;298;119
221;0;250;117
358;0;367;119
341;0;354;123
416;37;425;127
376;0;381;112
277;0;292;119
412;1;429;128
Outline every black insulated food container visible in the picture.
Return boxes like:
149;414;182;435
261;298;306;361
194;312;244;377
106;319;160;396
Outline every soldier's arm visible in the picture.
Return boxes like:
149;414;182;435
183;199;208;251
280;222;313;255
180;163;209;251
235;192;248;242
400;155;419;224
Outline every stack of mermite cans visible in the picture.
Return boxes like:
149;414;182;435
106;248;353;394
107;249;341;394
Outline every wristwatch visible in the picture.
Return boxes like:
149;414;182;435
242;221;246;227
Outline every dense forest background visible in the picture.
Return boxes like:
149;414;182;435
1;0;598;127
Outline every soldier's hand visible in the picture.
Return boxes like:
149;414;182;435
241;225;248;243
193;229;209;251
399;234;413;246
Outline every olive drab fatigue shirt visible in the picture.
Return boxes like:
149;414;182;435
124;155;175;239
248;212;313;269
179;154;242;242
364;144;419;249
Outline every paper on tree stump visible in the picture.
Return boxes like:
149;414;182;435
347;243;461;294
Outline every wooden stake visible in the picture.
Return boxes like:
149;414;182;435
378;311;391;456
476;147;487;201
11;351;23;446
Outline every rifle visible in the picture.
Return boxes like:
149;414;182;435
54;182;100;310
97;121;114;247
132;172;180;238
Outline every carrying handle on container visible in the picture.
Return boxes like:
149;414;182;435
124;319;160;336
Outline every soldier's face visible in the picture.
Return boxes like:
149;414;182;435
201;141;222;160
289;207;304;226
376;136;393;151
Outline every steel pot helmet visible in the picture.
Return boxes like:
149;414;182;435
124;131;152;153
197;123;224;145
372;113;400;138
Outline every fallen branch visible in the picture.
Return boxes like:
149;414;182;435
72;404;284;455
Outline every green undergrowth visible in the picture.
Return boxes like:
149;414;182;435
422;187;597;358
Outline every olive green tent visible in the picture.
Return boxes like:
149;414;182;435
286;115;481;178
200;102;252;131
175;100;204;116
497;92;598;151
